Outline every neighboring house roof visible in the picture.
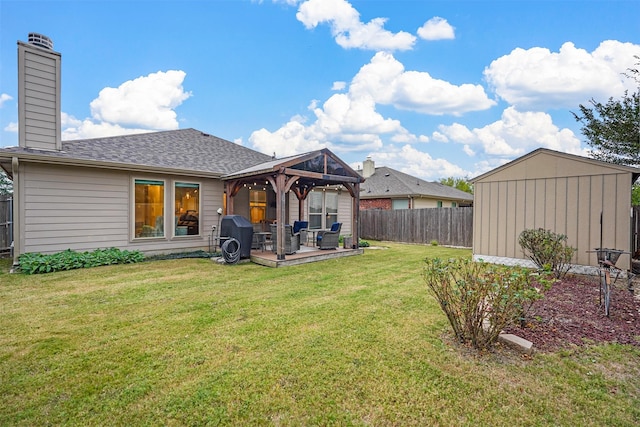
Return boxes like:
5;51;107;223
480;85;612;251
0;128;274;177
359;166;473;201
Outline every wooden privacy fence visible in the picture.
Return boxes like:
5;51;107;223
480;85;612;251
360;207;473;247
0;195;12;255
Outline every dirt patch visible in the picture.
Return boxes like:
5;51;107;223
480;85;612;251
503;274;640;352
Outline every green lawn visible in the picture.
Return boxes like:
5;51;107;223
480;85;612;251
1;243;638;426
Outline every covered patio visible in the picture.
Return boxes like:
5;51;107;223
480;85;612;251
223;149;365;263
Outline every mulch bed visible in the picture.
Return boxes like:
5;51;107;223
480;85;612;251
503;274;640;352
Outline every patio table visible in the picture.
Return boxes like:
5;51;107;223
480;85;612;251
253;231;271;252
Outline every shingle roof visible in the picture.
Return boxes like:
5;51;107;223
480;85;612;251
0;128;273;175
360;166;473;201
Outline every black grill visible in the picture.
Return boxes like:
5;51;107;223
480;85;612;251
220;215;254;258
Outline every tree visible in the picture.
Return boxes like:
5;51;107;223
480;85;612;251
0;170;12;196
439;177;473;194
572;90;639;166
573;56;640;205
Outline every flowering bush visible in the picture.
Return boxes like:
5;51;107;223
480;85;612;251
423;257;554;350
518;228;576;278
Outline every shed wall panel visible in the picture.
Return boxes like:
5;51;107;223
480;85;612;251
554;177;568;237
524;180;535;230
496;181;508;256
545;178;557;231
505;180;517;257
534;179;546;228
473;150;637;271
565;177;579;253
514;180;526;258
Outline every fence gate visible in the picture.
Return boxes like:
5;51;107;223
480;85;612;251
0;196;12;256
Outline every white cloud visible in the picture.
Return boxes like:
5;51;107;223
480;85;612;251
58;70;191;140
0;93;13;108
332;81;346;91
90;70;191;130
296;0;416;51
249;51;495;157
352;52;495;115
437;106;585;157
375;145;471;180
417;17;455;41
61;112;151;140
249;115;328;157
4;122;18;133
484;40;640;109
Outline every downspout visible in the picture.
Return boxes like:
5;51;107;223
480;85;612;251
11;157;20;270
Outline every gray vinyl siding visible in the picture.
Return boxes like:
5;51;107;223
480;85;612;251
18;42;61;151
22;163;128;254
19;163;224;255
337;192;352;236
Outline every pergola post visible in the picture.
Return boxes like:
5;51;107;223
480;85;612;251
275;173;286;260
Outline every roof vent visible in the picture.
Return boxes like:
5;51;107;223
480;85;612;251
28;33;54;50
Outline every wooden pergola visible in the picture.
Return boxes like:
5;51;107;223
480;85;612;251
223;149;365;260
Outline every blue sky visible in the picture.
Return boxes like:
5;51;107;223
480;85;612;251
1;0;639;180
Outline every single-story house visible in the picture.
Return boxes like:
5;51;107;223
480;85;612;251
0;34;364;265
357;157;473;209
472;148;640;274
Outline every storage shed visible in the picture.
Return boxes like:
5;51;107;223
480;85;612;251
472;148;640;273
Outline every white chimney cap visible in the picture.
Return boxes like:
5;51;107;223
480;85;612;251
28;33;53;50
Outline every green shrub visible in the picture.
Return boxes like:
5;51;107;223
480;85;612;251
19;248;145;274
423;258;554;350
358;239;370;248
518;228;577;278
430;240;439;246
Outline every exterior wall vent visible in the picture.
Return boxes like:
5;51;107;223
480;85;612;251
28;33;54;50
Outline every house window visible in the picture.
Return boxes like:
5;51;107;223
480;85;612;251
175;182;200;236
326;192;338;226
309;192;323;229
134;179;165;238
451;201;457;207
392;199;409;210
308;190;338;229
437;201;443;208
249;189;267;224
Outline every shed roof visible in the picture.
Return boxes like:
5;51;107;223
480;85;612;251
472;148;640;183
0;128;273;177
359;166;473;201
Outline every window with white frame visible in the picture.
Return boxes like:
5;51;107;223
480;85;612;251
308;190;338;229
392;199;409;210
134;179;165;238
175;182;200;236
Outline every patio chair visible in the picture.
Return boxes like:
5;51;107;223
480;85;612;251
270;224;300;254
293;220;309;245
317;222;341;249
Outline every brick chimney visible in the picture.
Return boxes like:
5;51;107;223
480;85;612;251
18;33;61;151
362;156;375;178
